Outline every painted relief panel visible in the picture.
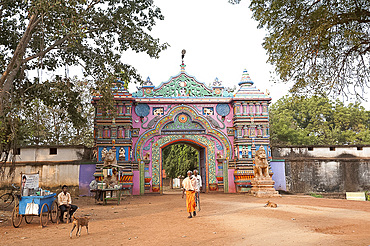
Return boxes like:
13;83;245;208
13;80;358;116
98;146;130;162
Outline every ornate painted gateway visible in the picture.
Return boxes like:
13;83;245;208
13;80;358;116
92;63;272;195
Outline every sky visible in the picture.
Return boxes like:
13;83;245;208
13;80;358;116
43;0;369;108
55;0;287;103
124;0;287;102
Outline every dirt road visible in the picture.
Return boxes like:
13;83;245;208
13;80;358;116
1;192;370;246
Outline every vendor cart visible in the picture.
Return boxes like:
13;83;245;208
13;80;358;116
91;165;133;205
12;193;57;228
11;172;58;228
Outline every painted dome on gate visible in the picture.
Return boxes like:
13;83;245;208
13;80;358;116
132;64;233;98
234;69;270;99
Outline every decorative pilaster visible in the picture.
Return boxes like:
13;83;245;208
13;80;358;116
255;102;260;115
223;160;229;193
262;102;268;115
139;161;145;195
249;103;254;116
243;104;247;115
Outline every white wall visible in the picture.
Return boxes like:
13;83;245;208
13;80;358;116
1;146;84;189
277;146;370;158
11;147;85;163
0;164;80;188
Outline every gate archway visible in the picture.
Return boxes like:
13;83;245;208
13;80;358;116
160;139;207;193
92;64;272;195
134;104;231;193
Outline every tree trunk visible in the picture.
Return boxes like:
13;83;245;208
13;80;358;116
0;14;39;112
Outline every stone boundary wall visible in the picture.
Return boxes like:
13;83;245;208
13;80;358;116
272;146;370;194
285;158;370;193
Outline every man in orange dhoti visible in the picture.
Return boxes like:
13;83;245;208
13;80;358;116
182;170;197;218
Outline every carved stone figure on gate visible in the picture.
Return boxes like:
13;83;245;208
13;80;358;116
101;147;108;160
241;146;248;158
253;146;269;179
143;152;150;160
119;147;125;161
104;149;117;167
217;151;223;159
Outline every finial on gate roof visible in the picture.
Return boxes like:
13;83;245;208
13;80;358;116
181;49;186;64
212;77;222;87
144;76;153;86
180;49;186;72
239;69;254;86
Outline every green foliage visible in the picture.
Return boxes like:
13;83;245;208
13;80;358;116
0;0;168;172
309;193;323;198
365;191;370;201
162;144;199;179
270;95;370;145
0;75;95;178
0;0;168;82
234;0;370;98
18;76;95;146
0;76;93;148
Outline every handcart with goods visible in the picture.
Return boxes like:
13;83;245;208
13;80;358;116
11;172;59;228
90;164;133;205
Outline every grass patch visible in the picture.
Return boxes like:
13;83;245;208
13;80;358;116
309;193;323;198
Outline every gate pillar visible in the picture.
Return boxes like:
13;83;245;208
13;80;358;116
139;161;145;195
223;160;229;193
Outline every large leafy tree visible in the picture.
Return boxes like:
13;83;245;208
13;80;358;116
0;0;167;175
0;75;96;177
1;0;167;104
270;95;370;145
230;0;370;98
19;76;95;146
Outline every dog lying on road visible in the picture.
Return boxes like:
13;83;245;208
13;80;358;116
264;201;277;208
70;214;89;238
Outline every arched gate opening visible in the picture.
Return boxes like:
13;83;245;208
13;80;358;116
161;141;206;194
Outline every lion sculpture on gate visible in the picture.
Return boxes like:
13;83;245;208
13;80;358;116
253;146;270;179
104;149;117;167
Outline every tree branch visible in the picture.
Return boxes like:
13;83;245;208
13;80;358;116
21;0;104;65
0;14;40;88
21;34;70;63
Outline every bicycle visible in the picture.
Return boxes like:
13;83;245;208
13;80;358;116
0;184;20;209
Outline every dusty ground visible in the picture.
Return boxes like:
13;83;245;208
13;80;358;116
1;191;370;246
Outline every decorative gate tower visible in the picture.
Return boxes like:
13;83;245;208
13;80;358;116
92;63;272;195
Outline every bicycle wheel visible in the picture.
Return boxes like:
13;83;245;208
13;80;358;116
50;201;58;223
25;215;34;224
11;205;23;228
0;193;14;209
40;203;49;227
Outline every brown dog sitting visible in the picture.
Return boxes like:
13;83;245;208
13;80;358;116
70;214;89;238
264;201;277;208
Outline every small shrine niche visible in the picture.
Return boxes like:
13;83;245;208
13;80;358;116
153;107;164;116
203;107;214;116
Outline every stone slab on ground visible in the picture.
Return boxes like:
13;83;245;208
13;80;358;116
346;192;366;201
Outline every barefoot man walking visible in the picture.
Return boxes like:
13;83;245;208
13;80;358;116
182;170;196;218
192;169;202;211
